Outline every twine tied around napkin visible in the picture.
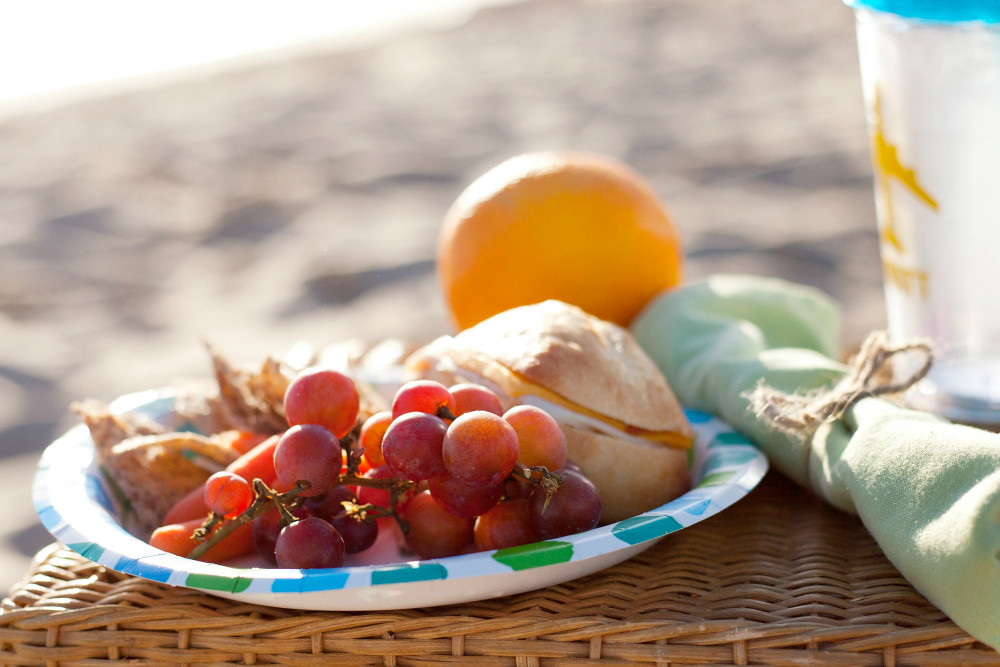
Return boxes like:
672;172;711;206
746;330;933;436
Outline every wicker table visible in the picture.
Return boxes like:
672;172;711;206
1;471;997;666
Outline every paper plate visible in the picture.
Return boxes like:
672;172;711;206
33;388;767;611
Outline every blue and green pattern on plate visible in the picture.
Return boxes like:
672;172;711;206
33;390;767;608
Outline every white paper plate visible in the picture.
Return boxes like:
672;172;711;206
34;388;767;611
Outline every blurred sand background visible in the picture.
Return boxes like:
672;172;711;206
0;0;884;593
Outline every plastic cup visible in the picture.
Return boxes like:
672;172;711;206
845;0;1000;424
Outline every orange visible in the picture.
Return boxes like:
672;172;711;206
437;151;684;331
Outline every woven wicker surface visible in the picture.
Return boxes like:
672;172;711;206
2;472;997;666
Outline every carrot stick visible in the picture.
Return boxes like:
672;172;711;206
227;434;280;485
162;485;210;525
225;430;270;456
149;518;254;563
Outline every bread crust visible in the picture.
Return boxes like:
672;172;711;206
414;300;691;434
560;425;691;523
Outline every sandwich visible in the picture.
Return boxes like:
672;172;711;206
405;300;694;523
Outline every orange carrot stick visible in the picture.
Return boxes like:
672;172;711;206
227;434;280;485
225;430;270;456
149;518;254;563
163;485;210;525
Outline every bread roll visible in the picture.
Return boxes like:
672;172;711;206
406;300;693;522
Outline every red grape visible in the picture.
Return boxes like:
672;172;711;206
427;472;504;518
203;471;253;518
358;410;392;467
402;491;474;559
284;367;360;438
474;498;541;551
449;383;504;416
273;424;341;497
333;517;379;554
503;405;567;470
274;517;346;569
252;505;314;565
331;510;379;554
391;380;456;420
303;485;377;552
529;469;601;539
442;411;519;486
304;484;357;522
381;412;448;481
503;476;534;500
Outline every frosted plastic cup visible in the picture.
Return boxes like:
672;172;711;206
845;0;1000;425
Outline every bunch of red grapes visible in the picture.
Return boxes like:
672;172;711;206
202;368;601;569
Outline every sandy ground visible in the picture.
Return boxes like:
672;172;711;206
0;0;884;593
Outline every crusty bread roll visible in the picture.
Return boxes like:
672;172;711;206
405;300;693;523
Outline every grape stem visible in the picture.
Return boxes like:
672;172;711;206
338;434;413;533
337;471;414;492
185;474;417;561
340;434;363;474
192;512;224;540
187;478;310;560
335;473;415;534
511;463;564;513
436;405;458;421
342;500;410;534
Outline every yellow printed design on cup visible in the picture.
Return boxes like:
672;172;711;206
870;88;938;301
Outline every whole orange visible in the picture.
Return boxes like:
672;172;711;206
437;151;684;330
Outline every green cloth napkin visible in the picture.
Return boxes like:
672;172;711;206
631;274;1000;651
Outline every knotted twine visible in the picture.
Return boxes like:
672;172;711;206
747;330;933;437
